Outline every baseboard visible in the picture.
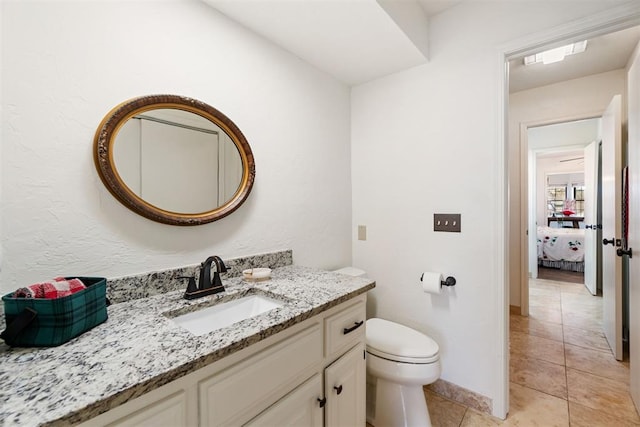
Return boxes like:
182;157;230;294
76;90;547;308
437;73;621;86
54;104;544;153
425;378;492;415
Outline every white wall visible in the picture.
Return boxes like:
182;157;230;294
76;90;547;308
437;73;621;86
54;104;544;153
352;0;633;414
0;0;352;294
528;118;600;151
509;70;626;306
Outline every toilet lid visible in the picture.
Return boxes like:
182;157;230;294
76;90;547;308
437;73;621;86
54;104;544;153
366;318;439;363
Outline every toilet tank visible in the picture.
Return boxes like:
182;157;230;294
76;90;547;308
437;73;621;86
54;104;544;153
333;267;367;278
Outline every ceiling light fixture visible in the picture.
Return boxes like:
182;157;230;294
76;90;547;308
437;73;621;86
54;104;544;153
524;40;588;65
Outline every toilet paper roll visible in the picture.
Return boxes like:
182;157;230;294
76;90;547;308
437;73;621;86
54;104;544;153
421;272;443;294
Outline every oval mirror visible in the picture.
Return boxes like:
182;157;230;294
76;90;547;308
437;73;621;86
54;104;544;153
94;95;255;226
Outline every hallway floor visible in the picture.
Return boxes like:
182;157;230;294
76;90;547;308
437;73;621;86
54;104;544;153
420;277;639;426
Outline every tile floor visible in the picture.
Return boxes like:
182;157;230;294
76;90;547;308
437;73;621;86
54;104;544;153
390;277;639;426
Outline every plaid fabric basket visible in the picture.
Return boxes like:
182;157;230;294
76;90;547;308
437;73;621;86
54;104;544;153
1;277;108;347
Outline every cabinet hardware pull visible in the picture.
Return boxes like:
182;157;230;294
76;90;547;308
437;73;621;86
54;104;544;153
603;238;616;246
334;385;343;395
343;321;364;334
317;397;327;408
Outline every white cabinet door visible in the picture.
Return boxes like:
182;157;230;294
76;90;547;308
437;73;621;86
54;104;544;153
245;374;323;427
324;342;366;427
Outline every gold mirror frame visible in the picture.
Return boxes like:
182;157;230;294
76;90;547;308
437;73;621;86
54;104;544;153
94;95;255;226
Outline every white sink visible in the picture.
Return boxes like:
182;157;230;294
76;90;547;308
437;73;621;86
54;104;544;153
170;294;284;336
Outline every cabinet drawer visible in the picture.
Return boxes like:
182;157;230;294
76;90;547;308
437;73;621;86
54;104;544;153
325;301;366;359
199;324;322;426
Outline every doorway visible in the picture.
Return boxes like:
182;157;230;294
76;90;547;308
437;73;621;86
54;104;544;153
498;6;640;420
525;118;602;296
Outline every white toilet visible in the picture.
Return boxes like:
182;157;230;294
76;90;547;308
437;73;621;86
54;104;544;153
366;318;441;427
334;267;442;427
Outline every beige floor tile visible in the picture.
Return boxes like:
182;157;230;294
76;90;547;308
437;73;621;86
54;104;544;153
510;314;564;342
567;368;640;424
561;298;603;318
561;304;602;317
530;286;561;299
530;299;562;312
460;408;503;426
510;330;564;365
561;311;602;332
502;382;569;426
424;389;467;427
530;279;561;290
558;282;592;295
528;304;563;324
569;401;640;427
510;353;567;399
561;292;602;306
565;343;629;384
562;324;611;352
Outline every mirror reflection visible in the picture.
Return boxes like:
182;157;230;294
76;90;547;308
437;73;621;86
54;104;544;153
113;109;243;214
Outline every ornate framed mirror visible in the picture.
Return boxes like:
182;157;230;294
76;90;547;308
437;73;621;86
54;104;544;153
94;95;255;226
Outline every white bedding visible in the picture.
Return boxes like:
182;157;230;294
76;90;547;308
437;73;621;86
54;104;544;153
536;226;585;262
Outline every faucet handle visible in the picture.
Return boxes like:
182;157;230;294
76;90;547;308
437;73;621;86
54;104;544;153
178;276;198;294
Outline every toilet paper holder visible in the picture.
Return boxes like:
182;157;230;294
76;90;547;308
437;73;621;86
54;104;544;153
420;273;457;287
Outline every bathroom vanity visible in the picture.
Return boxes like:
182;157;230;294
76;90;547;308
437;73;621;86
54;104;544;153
0;262;374;426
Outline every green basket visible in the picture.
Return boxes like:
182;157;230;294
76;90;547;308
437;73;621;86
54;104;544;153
1;277;108;347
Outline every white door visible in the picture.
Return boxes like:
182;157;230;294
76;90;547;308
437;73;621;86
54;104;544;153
601;94;623;361
583;141;598;295
627;45;640;412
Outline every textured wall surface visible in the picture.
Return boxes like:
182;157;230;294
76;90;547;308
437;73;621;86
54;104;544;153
1;1;352;294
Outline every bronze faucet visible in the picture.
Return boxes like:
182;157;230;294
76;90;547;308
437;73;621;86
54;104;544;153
182;256;228;300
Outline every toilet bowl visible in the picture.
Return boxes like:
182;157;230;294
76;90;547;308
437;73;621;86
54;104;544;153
366;318;441;427
333;267;441;426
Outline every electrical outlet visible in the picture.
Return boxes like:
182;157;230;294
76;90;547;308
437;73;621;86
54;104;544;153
358;225;367;241
434;214;461;232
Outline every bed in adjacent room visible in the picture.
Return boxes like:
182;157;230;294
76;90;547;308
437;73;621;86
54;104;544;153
536;226;585;272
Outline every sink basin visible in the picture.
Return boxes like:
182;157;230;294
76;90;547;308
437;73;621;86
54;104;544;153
170;294;284;336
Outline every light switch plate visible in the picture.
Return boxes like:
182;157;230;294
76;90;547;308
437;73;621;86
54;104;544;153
434;214;461;232
358;225;367;241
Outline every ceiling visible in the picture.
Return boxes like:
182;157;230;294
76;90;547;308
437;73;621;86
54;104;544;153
203;0;461;85
416;0;463;16
509;25;640;93
203;0;639;90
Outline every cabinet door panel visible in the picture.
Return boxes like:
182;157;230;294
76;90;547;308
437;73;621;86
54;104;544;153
325;342;366;427
244;374;323;427
199;324;322;426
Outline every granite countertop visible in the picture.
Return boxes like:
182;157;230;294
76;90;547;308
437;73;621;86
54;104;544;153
0;265;374;426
